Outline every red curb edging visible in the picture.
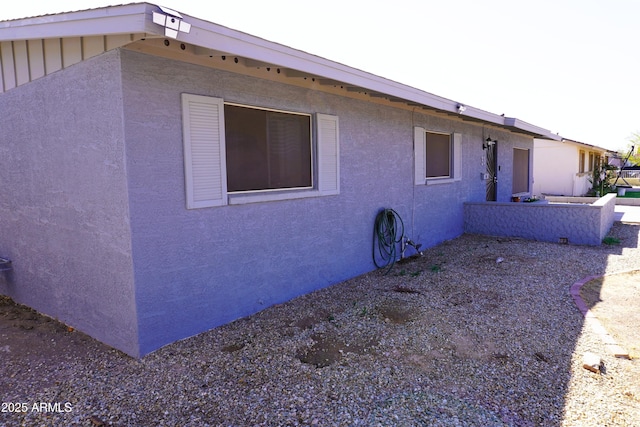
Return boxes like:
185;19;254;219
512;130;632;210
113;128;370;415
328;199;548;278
570;274;631;359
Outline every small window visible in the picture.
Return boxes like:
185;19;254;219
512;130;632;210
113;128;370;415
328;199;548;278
588;152;595;172
225;104;312;192
426;132;451;179
413;127;461;185
579;150;585;173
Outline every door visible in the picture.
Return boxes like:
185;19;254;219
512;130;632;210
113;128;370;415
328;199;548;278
485;141;498;201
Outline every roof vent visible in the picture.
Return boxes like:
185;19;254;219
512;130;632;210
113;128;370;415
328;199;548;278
152;6;191;39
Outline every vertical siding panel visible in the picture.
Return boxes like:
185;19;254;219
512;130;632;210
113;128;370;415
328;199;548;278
106;34;133;50
28;39;45;80
82;36;105;59
62;37;82;68
0;42;7;92
44;38;63;74
13;40;29;86
1;42;16;90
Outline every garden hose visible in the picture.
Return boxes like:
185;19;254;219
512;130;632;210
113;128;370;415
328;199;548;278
372;208;405;274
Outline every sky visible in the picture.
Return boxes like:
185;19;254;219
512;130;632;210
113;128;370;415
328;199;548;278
3;0;639;152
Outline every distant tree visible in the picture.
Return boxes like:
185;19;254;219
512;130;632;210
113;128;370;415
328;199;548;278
621;132;640;166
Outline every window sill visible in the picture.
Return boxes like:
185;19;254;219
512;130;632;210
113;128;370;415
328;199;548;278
423;177;462;186
228;189;325;205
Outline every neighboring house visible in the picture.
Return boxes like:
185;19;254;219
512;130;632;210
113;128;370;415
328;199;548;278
0;3;560;357
533;138;611;197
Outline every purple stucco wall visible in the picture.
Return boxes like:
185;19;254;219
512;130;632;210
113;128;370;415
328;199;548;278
0;48;535;356
0;50;140;356
463;193;617;246
120;50;533;355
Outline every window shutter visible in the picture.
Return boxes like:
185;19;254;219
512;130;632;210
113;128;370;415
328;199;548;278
453;133;462;181
414;127;426;185
317;114;340;195
182;93;228;208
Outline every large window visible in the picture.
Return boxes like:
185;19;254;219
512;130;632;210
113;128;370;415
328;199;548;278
182;94;339;208
224;104;312;192
512;148;530;194
425;132;451;179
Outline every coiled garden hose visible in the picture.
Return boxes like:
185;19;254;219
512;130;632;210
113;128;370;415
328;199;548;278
372;208;405;274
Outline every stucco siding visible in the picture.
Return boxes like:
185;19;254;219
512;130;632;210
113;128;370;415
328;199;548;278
464;193;616;246
0;51;140;355
120;50;533;355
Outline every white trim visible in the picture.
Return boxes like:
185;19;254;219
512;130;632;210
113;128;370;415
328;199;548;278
414;126;426;185
453;133;462;181
415;129;463;185
182;93;228;208
229;190;323;205
426;178;459;186
317;114;340;196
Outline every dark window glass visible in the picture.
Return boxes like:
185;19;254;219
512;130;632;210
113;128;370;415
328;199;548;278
426;132;451;178
225;105;312;192
513;148;530;193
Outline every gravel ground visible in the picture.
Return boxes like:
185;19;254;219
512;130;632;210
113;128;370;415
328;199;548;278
2;223;640;426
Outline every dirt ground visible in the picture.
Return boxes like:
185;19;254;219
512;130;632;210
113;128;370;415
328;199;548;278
579;270;640;359
1;228;640;426
3;269;638;375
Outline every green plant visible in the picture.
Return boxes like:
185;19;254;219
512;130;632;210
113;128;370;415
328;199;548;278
603;236;621;245
588;160;617;196
429;264;441;273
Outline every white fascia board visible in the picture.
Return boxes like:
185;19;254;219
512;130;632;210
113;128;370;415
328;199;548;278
504;117;561;140
555;138;610;153
0;3;159;41
178;13;507;125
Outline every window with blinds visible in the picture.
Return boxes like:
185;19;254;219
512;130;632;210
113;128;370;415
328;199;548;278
224;104;312;192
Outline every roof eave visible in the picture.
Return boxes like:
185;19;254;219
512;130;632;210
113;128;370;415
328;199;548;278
0;3;159;41
179;12;556;137
1;2;559;139
504;117;561;140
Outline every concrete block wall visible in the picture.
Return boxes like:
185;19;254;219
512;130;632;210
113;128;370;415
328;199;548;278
463;193;617;246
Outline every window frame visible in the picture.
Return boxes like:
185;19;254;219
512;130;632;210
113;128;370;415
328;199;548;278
182;93;339;209
414;127;462;185
425;131;452;180
223;102;314;194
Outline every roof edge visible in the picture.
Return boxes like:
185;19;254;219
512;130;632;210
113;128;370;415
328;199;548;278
1;2;560;139
0;3;159;41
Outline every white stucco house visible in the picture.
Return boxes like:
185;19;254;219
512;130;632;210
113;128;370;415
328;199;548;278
533;138;612;197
